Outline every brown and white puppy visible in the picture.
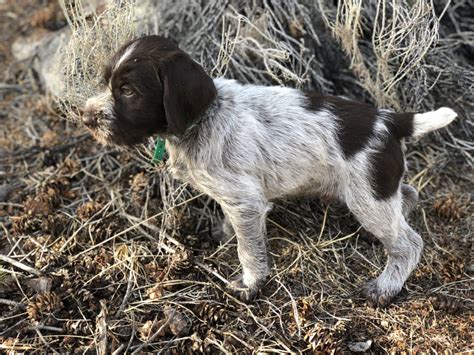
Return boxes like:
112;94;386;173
83;35;457;307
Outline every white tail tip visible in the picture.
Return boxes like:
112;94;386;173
413;107;457;137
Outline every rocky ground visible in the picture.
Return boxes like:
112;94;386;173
0;0;472;353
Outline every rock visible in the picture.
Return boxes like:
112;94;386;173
9;0;161;99
24;276;53;294
36;28;70;97
8;0;166;99
348;340;372;352
10;0;107;97
11;27;70;97
466;264;474;273
11;29;53;61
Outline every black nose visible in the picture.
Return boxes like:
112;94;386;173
82;111;99;128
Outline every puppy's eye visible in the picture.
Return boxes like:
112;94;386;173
121;86;134;97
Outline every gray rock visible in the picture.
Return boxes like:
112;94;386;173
10;0;106;97
11;27;70;97
348;340;372;352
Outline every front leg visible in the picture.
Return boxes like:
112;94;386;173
221;196;271;302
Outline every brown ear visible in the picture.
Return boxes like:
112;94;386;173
160;52;217;136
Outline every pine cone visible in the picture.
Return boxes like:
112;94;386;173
23;195;53;216
76;201;103;221
192;322;209;338
34;251;64;270
430;294;464;314
59;159;81;176
304;321;346;352
138;319;168;341
22;178;68;216
11;214;42;234
188;332;206;354
438;253;465;283
176;329;215;354
433;196;465;221
169;249;193;276
64;320;92;335
43;177;69;200
197;302;231;326
88;218;120;241
26;292;63;321
77;255;96;274
41;213;69;234
130;172;149;203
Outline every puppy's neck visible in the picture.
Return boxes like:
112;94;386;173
165;89;223;146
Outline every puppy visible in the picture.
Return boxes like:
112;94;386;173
83;35;457;307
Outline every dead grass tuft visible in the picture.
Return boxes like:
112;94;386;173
55;0;138;122
318;0;442;109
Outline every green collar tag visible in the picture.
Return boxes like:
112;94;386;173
152;137;166;162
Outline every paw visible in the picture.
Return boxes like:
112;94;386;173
227;276;259;303
363;280;400;308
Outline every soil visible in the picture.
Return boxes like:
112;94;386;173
0;0;472;353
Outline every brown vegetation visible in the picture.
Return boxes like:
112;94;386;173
0;0;472;353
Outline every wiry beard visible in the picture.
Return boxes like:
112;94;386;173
87;121;150;147
86;120;125;146
88;126;114;146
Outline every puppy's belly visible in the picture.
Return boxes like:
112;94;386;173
263;171;343;202
167;157;343;204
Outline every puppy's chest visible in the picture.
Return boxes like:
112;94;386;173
165;146;200;186
166;154;191;182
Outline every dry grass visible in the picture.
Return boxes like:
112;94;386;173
56;0;138;122
0;0;472;353
319;0;443;110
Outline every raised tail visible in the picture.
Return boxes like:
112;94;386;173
394;107;457;139
412;107;457;137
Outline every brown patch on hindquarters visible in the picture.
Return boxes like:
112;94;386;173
304;93;377;159
370;136;404;200
304;93;411;201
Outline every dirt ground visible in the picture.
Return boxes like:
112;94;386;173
0;0;472;353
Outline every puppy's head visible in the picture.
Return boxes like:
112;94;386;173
82;35;217;146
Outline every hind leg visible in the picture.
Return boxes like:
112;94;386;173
363;222;423;307
401;184;418;218
346;188;423;307
211;214;234;243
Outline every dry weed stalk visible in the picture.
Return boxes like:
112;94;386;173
56;0;139;122
319;0;445;109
